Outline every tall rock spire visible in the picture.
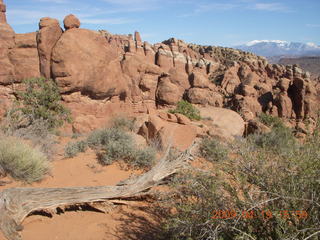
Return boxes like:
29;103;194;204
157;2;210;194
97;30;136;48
0;0;16;85
0;0;7;23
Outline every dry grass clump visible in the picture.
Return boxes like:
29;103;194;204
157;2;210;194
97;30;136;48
0;137;49;183
1;113;57;158
64;140;88;158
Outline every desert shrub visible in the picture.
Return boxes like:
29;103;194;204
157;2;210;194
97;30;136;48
248;126;298;156
131;147;157;168
87;128;134;149
94;128;156;168
86;129;108;148
251;113;298;156
169;100;201;121
68;127;156;168
111;116;136;131
1;111;56;158
64;140;88;158
258;113;285;129
199;137;229;162
0;137;49;183
158;171;229;240
158;121;320;240
14;77;71;130
97;129;136;165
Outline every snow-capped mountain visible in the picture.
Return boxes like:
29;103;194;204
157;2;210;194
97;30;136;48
235;40;320;57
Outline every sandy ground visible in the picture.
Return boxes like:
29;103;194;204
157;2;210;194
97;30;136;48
0;138;160;240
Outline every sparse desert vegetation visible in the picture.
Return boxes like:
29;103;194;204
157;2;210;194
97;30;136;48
0;77;72;182
0;0;319;239
0;136;49;183
65;118;156;169
12;77;71;130
169;100;201;121
156;119;320;240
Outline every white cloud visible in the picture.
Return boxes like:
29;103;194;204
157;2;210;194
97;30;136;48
102;0;157;4
82;17;137;25
179;1;290;18
179;2;237;17
250;2;288;12
32;0;69;3
195;3;237;13
8;9;66;24
7;5;136;26
306;24;320;28
6;0;163;27
101;0;160;10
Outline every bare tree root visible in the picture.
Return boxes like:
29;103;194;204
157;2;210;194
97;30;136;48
0;145;195;240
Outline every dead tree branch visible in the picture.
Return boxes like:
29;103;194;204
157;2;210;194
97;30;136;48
0;144;194;240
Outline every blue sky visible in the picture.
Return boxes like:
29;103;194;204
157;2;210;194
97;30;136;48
5;0;320;47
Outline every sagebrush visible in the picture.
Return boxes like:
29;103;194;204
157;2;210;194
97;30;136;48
199;137;229;162
65;127;156;169
0;137;49;183
158;122;320;239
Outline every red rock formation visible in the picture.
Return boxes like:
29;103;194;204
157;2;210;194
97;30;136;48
0;0;7;24
134;31;142;42
156;76;183;105
0;2;319;138
51;26;129;99
37;17;63;79
63;14;80;30
9;32;40;81
0;10;15;85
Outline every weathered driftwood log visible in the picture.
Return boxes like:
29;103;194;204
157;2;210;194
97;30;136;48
0;145;194;240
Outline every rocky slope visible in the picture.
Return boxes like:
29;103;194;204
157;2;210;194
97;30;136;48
279;56;320;77
0;0;319;141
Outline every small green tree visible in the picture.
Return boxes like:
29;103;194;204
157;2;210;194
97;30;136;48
169;100;201;121
15;77;71;130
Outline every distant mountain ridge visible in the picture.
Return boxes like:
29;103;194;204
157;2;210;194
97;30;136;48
235;40;320;58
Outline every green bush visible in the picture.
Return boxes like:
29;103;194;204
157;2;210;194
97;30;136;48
93;128;156;168
15;77;71;130
64;140;88;158
249;126;298;156
132;147;157;168
158;120;320;240
67;127;156;169
258;113;285;129
169;100;201;121
111;116;136;131
199;137;229;162
96;129;136;165
0;137;49;183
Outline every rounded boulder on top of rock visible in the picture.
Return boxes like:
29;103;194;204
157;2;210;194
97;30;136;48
39;17;60;29
63;14;80;30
